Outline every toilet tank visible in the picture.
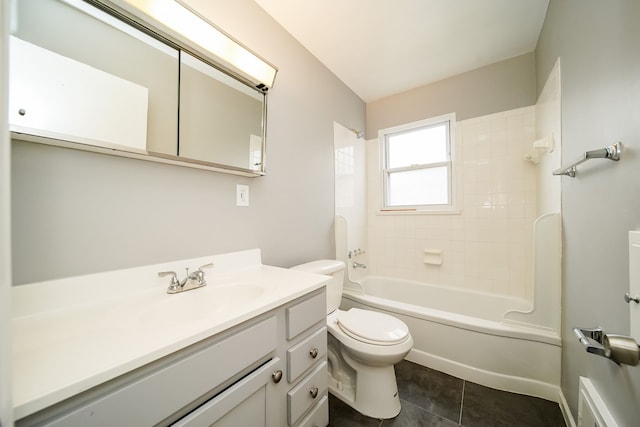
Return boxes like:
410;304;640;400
291;260;345;314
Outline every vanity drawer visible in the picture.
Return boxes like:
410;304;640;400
287;361;327;426
286;291;325;340
296;395;328;427
287;327;327;382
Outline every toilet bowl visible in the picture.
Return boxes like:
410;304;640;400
291;260;413;419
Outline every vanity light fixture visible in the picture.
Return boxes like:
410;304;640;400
109;0;277;91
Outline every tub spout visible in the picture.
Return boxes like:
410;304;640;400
352;261;367;269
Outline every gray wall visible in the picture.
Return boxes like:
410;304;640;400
11;0;365;285
536;1;640;426
365;52;536;138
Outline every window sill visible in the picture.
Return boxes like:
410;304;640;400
377;208;461;216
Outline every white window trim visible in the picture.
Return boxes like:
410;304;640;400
378;113;460;215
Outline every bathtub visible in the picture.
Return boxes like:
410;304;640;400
340;276;562;402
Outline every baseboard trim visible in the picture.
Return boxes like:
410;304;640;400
559;387;576;427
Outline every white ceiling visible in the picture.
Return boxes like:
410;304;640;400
253;0;549;102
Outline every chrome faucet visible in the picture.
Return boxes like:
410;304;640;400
158;263;214;294
352;261;367;269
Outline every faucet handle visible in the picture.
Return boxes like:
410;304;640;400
187;263;214;275
158;270;178;280
158;271;181;293
192;263;214;283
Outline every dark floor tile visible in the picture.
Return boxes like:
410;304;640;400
382;399;459;427
395;360;463;424
328;394;382;427
461;382;566;427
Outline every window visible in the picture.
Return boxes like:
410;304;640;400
380;114;455;212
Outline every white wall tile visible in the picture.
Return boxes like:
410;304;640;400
365;105;538;299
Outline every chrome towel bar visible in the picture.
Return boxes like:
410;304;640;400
553;142;622;177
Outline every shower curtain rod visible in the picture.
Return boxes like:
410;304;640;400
553;142;622;178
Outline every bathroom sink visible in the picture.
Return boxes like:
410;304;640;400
139;283;265;326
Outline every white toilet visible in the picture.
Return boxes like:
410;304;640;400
292;260;413;419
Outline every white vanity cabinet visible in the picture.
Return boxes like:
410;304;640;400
15;288;328;427
285;291;329;427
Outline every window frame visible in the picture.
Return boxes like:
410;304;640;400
379;113;458;214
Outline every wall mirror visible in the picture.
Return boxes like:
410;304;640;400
179;52;265;171
8;0;275;176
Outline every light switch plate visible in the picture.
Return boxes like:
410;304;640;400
236;184;249;206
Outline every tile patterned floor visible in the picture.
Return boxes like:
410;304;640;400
328;360;566;427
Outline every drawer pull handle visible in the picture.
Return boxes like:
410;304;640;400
309;348;319;358
272;370;283;383
309;387;319;399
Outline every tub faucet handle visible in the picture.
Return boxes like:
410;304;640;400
348;248;366;259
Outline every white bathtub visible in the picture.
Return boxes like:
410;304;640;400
340;276;562;402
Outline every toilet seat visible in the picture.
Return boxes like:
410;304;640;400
337;308;409;346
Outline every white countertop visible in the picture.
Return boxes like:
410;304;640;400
12;249;328;420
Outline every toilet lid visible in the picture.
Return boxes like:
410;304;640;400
337;308;409;345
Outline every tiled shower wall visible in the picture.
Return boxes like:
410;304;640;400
366;106;537;299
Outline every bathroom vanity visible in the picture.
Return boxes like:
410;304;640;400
12;250;328;426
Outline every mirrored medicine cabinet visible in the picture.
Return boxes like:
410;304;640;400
8;0;275;176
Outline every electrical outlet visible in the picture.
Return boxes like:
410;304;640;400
236;184;249;206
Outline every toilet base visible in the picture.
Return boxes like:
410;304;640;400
328;350;402;419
